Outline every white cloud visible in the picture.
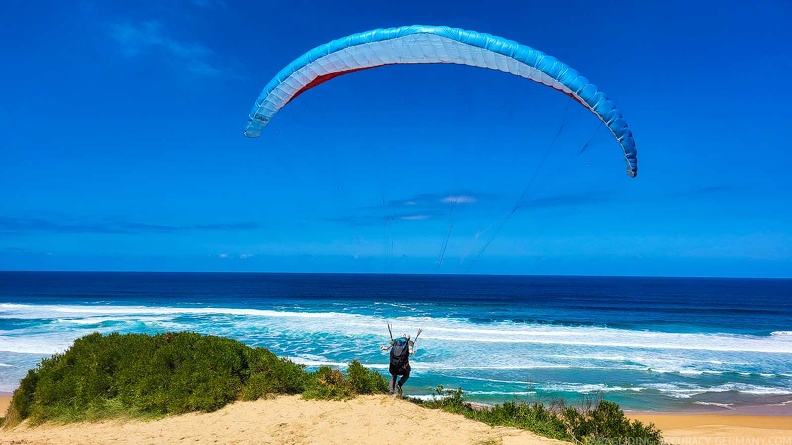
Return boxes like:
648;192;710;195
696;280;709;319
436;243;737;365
403;201;418;206
440;195;477;204
218;253;230;259
240;253;254;259
400;214;431;221
109;20;222;76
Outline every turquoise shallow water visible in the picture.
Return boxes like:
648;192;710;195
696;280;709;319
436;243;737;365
1;272;790;412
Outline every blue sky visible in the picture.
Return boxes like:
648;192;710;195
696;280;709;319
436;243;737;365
1;0;790;277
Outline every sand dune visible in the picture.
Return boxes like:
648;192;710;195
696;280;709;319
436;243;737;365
2;395;791;445
0;395;566;445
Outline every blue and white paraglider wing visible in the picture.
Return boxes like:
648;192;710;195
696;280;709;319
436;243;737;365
245;25;637;177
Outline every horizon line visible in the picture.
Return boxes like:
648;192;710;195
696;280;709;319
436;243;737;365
1;270;789;280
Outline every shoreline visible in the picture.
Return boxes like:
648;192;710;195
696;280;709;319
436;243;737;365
625;402;792;417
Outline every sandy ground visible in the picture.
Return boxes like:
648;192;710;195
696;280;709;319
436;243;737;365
2;395;791;445
629;413;792;444
0;395;567;445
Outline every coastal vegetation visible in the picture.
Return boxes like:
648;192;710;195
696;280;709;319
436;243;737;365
3;332;665;444
415;385;665;445
3;332;387;427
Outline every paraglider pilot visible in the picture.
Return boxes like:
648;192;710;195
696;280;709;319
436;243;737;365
380;326;421;396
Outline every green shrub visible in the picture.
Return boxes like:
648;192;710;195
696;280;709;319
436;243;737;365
303;361;389;400
412;386;665;444
240;348;308;400
4;367;38;427
562;400;664;445
303;366;354;400
3;332;390;428
420;385;467;413
346;360;389;395
3;332;310;427
20;332;251;418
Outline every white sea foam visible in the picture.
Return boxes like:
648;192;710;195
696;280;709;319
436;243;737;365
0;303;342;320
643;385;698;398
427;331;792;354
540;383;643;393
643;382;792;397
440;364;576;370
694;401;735;410
454;376;529;385
288;358;376;369
407;394;451;401
663;369;725;376
0;335;76;354
716;383;792;395
463;390;535;396
549;354;628;361
2;303;790;356
769;400;792;406
55;316;173;326
0;363;12;367
284;357;592;373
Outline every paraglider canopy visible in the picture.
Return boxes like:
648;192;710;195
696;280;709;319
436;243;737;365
244;25;637;178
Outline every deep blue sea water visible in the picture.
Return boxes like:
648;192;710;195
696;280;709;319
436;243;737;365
1;272;790;412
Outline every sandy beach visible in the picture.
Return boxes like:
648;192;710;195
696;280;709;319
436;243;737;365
1;395;790;445
0;396;8;420
628;412;792;444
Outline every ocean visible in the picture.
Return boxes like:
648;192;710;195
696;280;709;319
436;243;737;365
1;271;790;413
